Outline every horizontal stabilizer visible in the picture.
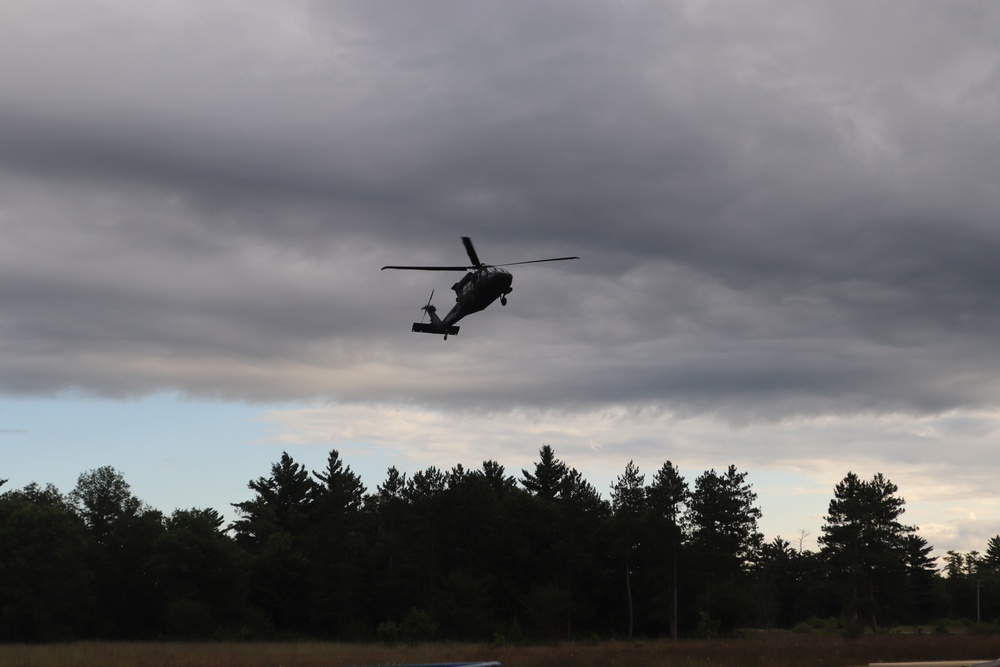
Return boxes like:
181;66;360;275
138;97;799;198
411;322;460;336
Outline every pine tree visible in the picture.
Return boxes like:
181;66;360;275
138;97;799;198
231;451;317;544
687;465;762;577
309;450;369;636
611;460;646;639
686;465;762;633
982;535;1000;572
520;445;568;501
647;461;688;639
229;453;319;633
819;472;916;631
312;449;366;514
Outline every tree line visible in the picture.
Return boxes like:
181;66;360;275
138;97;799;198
0;446;993;642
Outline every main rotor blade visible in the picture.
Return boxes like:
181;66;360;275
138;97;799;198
462;237;482;268
495;256;580;267
381;265;471;271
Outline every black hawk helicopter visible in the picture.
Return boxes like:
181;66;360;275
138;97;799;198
382;237;579;339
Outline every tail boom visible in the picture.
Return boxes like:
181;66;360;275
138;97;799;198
412;302;459;337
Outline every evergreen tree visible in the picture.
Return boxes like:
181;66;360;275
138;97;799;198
754;537;794;628
406;466;447;501
520;445;568;501
432;465;508;640
646;461;688;639
481;459;517;498
3;454;962;641
901;533;939;623
231;451;317;545
983;535;1000;572
686;465;763;633
398;466;448;616
373;465;407;577
370;466;410;624
611;460;646;638
312;449;366;514
944;541;1000;624
687;465;763;577
943;550;964;578
231;452;317;633
550;466;610;640
818;472;917;631
307;449;370;636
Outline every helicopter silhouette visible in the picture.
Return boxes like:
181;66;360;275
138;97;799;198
382;237;579;339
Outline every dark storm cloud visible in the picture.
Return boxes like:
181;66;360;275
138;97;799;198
1;0;1000;416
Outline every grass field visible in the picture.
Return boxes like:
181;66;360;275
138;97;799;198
2;634;999;667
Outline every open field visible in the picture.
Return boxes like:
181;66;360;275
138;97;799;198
2;635;1000;667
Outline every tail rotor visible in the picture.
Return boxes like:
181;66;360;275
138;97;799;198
420;290;435;323
411;289;457;338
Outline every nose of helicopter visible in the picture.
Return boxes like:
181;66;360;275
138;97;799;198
487;270;512;292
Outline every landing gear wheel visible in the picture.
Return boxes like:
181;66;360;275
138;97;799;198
501;296;508;306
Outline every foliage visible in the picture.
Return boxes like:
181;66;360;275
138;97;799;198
646;461;688;639
684;465;764;633
520;444;567;501
944;533;1000;623
610;460;646;638
687;465;764;579
0;484;94;640
68;466;145;545
0;452;989;642
819;472;920;631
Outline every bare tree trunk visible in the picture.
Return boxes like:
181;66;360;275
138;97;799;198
849;583;859;628
567;572;573;641
869;579;878;633
626;556;634;639
670;554;678;640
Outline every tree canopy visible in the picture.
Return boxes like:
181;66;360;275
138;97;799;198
0;450;978;642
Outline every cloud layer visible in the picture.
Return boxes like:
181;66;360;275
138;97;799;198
3;1;1000;550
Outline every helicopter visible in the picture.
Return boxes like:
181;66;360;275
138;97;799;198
382;237;579;339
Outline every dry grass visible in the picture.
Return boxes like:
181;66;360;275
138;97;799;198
2;634;999;667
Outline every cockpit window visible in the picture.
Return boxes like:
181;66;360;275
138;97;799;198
452;272;474;294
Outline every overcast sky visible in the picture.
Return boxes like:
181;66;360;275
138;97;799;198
2;1;1000;556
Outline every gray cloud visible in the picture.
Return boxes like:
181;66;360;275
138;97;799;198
1;0;999;425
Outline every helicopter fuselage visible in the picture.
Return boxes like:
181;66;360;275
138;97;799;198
442;266;513;326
